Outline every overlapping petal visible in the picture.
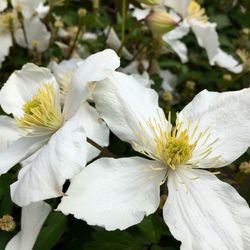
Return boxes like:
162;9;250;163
11;120;87;206
179;88;250;167
6;201;51;250
164;168;250;250
63;49;120;120
0;63;58;117
0;32;12;66
58;157;166;230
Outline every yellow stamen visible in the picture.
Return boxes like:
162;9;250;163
187;0;208;23
16;83;63;134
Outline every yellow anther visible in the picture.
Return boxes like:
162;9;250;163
187;0;208;23
16;83;63;134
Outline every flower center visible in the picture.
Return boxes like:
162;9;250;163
0;12;15;31
16;83;63;135
187;0;208;23
161;130;193;169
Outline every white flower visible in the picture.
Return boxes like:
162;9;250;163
6;201;51;250
0;49;119;207
163;0;242;73
58;72;250;249
0;0;7;12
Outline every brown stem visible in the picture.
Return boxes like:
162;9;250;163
87;137;116;158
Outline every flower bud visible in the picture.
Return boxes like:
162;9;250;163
136;0;160;6
54;19;63;29
239;161;250;174
223;74;232;82
0;215;16;232
78;8;87;17
146;11;177;35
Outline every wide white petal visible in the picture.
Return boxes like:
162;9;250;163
15;16;51;52
131;6;151;21
63;49;120;120
6;201;51;250
106;27;133;60
162;22;190;63
0;0;7;11
71;102;109;162
11;120;87;206
11;0;45;19
0;135;48;175
0;32;12;66
35;2;49;19
93;71;164;153
179;88;250;167
58;157;166;230
0;63;58;117
164;168;250;250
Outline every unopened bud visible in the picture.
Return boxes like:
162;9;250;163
223;74;232;81
136;0;160;6
186;80;196;90
242;28;250;36
162;91;173;103
78;8;87;17
0;215;16;232
239;161;250;174
146;11;177;35
54;19;63;29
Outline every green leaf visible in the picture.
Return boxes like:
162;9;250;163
33;211;67;250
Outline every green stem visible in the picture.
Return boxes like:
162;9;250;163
118;0;126;55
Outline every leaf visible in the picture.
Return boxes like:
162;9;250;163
33;211;67;250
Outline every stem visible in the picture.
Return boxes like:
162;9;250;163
118;0;126;55
19;16;29;48
87;137;116;158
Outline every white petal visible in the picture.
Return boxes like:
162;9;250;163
11;120;87;206
58;157;166;230
190;20;242;73
0;116;22;151
93;71;164;152
0;0;7;11
11;0;46;19
35;3;49;19
162;22;190;63
0;63;59;117
164;168;250;250
163;0;190;17
63;49;120;120
106;27;133;60
131;7;151;21
179;88;250;167
0;32;12;66
0;135;48;175
6;201;51;250
159;69;177;92
15;16;51;52
212;49;243;73
71;102;110;162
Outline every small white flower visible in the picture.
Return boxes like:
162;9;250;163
163;0;242;73
6;201;51;250
0;49;120;207
58;72;250;249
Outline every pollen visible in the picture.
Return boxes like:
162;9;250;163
187;0;208;23
161;131;193;169
16;83;63;134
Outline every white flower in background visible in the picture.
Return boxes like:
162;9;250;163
0;49;119;207
105;27;133;60
6;202;51;250
163;0;242;73
0;10;50;66
58;72;250;249
11;0;47;19
0;0;7;12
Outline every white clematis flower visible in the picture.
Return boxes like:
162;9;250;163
0;49;119;207
58;72;250;249
163;0;242;73
6;201;51;250
0;0;7;12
